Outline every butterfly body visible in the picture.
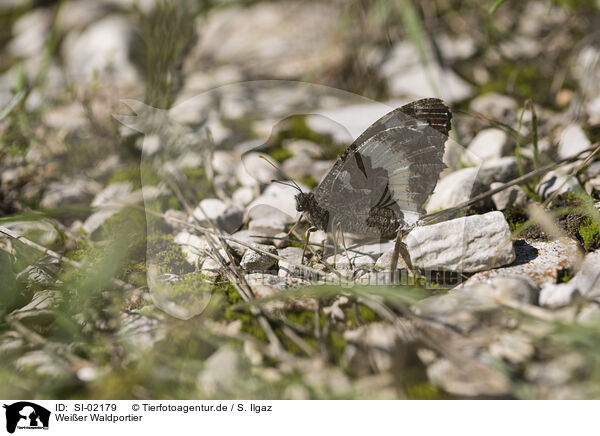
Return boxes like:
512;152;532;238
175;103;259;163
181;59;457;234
295;98;452;240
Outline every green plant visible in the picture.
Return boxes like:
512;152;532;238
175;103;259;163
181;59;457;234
578;217;600;251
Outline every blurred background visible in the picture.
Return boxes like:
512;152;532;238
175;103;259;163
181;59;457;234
1;0;600;400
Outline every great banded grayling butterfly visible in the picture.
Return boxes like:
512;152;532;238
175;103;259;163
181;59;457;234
295;98;452;240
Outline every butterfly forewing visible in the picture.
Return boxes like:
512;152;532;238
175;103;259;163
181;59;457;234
313;98;451;237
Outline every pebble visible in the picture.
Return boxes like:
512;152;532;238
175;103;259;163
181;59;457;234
557;124;591;160
248;217;286;238
426;167;479;213
326;252;376;271
246;182;305;222
535;170;582;199
463;128;510;165
232;186;256;208
381;42;474;103
240;244;277;271
281;154;314;180
277;246;305;278
469;93;518;122
539;251;600;307
406;211;516;273
491;182;529;210
236;152;280;187
227;229;274;257
461;238;581;287
62;15;139;84
191;199;243;233
41;177;101;209
476;156;521;187
427;358;510;397
174;231;209;266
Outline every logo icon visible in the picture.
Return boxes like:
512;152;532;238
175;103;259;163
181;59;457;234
3;402;50;434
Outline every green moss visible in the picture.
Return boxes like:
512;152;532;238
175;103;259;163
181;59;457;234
109;165;162;190
269;147;293;163
147;233;194;276
298;175;318;189
557;268;574;284
62;137;111;174
265;116;345;162
327;330;347;363
404;381;447;400
65;239;102;263
357;305;378;323
154;273;213;309
182;166;213;200
223;285;268;343
286;310;316;328
504;205;548;240
477;63;558;106
578;217;600;252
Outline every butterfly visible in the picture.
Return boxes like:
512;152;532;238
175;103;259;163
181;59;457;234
294;98;452;239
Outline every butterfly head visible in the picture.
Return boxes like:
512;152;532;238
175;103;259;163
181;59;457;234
295;192;330;231
295;192;315;213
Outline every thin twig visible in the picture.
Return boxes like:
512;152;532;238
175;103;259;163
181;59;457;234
421;144;600;225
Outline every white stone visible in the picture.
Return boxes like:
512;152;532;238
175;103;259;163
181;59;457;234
174;231;209;266
406;211;515;273
426;167;479;213
62;15;138;84
277;246;305;278
7;9;51;58
195;2;343;78
240;244;277;271
248;218;286;237
284;139;322;157
227;230;273;256
535;170;582;199
374;245;408;270
281;154;315;180
557;124;591;160
212;150;239;175
463;128;510;165
91;182;133;207
477;156;521;186
326;252;376;271
460;238;581;287
192;198;227;225
232;186;256;208
574;252;600;296
490;182;529;210
427;358;509;397
415;277;537;325
236;152;280;187
380;42;473;103
41;178;100;210
469;93;518;121
308;230;328;246
539;282;577;308
246;182;305;222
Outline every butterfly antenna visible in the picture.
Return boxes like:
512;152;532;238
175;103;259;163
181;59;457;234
258;155;304;193
270;179;303;193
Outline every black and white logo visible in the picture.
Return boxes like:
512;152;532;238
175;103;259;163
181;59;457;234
3;402;50;434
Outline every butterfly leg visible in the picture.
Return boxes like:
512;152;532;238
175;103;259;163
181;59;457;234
301;226;317;264
338;226;353;272
391;229;413;282
330;222;339;269
285;215;302;238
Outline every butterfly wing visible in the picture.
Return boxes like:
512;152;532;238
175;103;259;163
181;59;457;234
314;98;451;236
